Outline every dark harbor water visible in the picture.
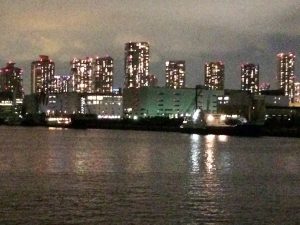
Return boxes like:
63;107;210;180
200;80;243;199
0;126;299;225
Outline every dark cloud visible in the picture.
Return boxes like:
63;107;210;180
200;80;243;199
0;0;299;93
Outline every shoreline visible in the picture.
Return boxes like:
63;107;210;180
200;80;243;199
2;117;300;138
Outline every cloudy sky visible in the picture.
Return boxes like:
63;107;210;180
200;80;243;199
0;0;299;93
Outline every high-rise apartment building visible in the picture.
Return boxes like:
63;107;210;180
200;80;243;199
31;55;55;94
165;60;185;89
94;56;113;94
241;63;259;94
124;42;149;88
71;57;93;93
53;75;72;93
204;62;225;90
0;62;23;98
277;52;296;101
294;82;300;103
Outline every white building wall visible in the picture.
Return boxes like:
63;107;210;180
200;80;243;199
84;94;123;119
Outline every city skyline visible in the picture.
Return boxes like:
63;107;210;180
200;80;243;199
1;50;299;94
0;0;299;93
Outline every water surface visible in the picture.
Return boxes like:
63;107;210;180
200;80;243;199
0;127;299;224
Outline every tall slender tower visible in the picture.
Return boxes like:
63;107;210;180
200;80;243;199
124;42;149;88
71;57;93;93
241;63;259;94
204;61;225;90
94;56;113;94
0;62;23;98
31;55;55;94
165;60;185;89
277;52;296;101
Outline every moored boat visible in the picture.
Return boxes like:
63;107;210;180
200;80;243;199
180;109;262;136
46;116;71;127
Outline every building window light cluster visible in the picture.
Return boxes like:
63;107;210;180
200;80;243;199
0;100;13;106
97;115;121;119
217;96;229;104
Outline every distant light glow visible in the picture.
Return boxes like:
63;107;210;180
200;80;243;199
190;134;200;173
46;117;71;124
207;114;214;122
220;114;226;121
218;135;228;142
192;109;201;122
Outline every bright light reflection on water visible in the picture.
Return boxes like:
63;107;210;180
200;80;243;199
204;134;216;173
218;135;228;142
190;134;200;173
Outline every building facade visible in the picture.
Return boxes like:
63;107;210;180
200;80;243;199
293;82;300;104
204;61;225;90
124;42;150;88
123;86;195;118
71;57;93;93
195;86;265;125
277;52;296;102
241;63;259;94
93;56;113;94
83;93;123;118
52;75;72;93
195;86;224;113
165;60;185;89
0;62;23;98
41;92;81;115
31;55;55;94
0;62;24;119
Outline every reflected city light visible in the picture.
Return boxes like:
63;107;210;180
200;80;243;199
190;134;200;173
204;135;216;173
191;133;200;142
206;134;216;142
126;145;150;173
75;151;88;174
48;127;64;131
206;148;214;172
218;135;228;142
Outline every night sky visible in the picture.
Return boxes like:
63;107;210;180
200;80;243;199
0;0;299;94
